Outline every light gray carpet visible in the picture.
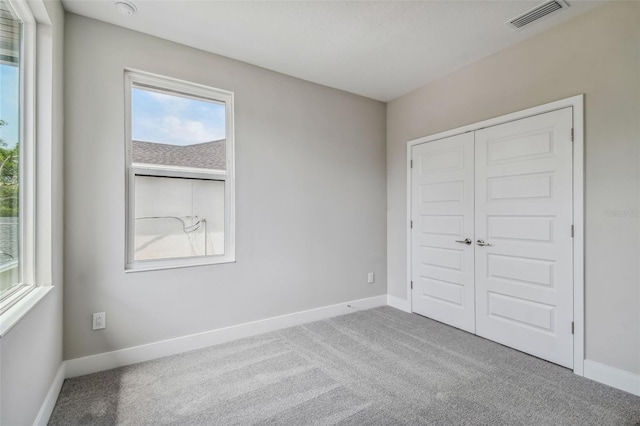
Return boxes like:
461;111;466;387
49;307;640;425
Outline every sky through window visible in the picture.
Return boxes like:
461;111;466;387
0;65;19;148
132;87;225;146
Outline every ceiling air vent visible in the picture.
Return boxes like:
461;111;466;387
508;0;568;29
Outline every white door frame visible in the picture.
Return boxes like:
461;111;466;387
406;95;584;375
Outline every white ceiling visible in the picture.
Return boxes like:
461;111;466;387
61;0;606;101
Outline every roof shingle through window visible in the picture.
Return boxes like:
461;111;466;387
132;139;226;170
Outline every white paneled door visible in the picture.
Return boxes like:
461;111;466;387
411;133;476;333
411;107;574;368
474;108;573;368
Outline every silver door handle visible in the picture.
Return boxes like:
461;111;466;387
476;239;492;247
455;238;472;245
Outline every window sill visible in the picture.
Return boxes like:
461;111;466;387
0;286;53;337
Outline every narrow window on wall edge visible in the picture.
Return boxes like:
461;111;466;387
0;0;35;314
124;70;235;271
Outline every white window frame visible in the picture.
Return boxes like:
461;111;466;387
124;69;236;272
0;0;54;335
0;0;35;312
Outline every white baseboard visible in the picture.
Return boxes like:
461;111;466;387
65;295;387;378
387;295;411;313
33;362;66;426
583;359;640;396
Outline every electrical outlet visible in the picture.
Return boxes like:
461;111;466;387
367;272;375;284
93;312;106;330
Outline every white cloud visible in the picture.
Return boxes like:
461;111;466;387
160;115;224;144
145;90;191;113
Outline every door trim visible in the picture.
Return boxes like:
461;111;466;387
406;94;584;375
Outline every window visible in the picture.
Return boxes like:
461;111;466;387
0;0;35;314
125;70;235;271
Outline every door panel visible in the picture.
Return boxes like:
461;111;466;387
474;108;573;368
411;133;475;333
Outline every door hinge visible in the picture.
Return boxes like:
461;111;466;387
410;220;413;229
410;160;413;168
571;321;574;335
571;128;574;142
411;281;413;290
571;225;574;237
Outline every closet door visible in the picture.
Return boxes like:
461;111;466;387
474;108;574;368
411;133;475;333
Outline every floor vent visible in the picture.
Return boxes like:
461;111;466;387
508;0;567;29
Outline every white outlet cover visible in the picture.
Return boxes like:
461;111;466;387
367;272;375;284
93;312;106;330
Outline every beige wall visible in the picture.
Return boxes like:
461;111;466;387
64;14;387;360
387;2;640;374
